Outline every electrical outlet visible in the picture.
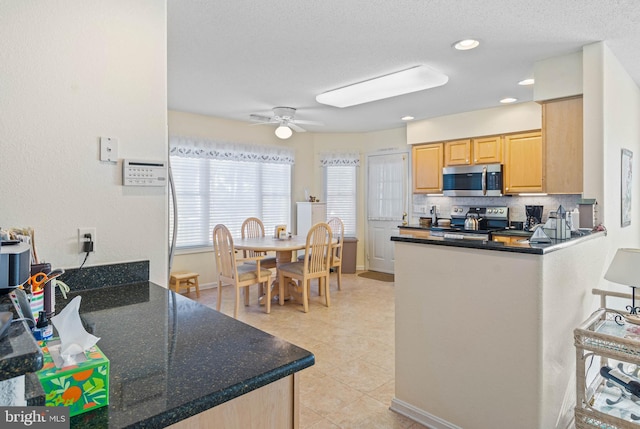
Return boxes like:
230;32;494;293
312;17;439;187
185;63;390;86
78;228;96;253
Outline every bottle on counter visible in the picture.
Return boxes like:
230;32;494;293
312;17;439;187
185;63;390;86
33;310;53;341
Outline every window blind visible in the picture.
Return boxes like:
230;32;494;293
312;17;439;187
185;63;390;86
324;165;357;236
169;150;292;250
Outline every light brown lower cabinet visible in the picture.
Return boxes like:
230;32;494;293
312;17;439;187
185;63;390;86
491;234;529;245
168;374;299;429
399;228;431;239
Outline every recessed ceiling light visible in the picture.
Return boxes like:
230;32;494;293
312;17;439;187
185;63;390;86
316;65;449;108
453;39;480;50
518;78;535;86
401;116;415;121
500;97;518;104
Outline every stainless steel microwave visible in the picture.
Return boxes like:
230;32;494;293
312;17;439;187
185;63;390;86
442;164;503;197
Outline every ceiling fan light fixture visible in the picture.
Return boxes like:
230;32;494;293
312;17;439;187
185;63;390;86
316;65;448;108
275;125;293;139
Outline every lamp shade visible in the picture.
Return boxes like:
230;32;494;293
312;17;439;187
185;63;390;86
604;248;640;286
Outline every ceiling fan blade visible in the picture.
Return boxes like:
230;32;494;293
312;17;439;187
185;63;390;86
250;114;274;123
292;119;324;126
288;122;306;133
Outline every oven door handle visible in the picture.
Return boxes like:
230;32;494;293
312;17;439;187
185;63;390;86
482;166;487;195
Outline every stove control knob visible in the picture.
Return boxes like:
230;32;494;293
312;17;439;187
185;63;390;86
499;209;504;214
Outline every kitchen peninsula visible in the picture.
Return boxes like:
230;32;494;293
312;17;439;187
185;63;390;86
3;262;313;429
60;281;313;428
390;231;606;429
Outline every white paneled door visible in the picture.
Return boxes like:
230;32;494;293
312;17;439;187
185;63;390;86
366;151;409;274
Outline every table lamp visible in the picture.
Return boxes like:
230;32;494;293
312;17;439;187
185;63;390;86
604;248;640;323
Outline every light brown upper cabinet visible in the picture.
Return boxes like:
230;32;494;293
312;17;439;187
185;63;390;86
412;143;443;193
503;131;543;194
444;136;502;166
444;139;472;166
472;135;502;164
543;96;583;194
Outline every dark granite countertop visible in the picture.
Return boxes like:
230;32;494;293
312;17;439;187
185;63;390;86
392;230;606;254
0;304;44;382
47;282;314;428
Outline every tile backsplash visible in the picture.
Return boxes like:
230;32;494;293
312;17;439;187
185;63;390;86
413;194;584;226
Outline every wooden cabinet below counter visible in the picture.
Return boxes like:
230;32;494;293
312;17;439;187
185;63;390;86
412;143;443;193
399;227;431;239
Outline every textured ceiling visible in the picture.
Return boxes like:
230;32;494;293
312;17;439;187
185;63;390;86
168;0;640;133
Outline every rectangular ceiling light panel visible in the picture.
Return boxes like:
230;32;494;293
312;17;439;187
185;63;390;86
316;65;448;108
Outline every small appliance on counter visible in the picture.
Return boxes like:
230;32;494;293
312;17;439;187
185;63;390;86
578;198;597;228
524;205;543;231
0;242;30;291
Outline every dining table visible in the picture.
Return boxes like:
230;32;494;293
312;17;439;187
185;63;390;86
234;234;336;304
235;235;307;304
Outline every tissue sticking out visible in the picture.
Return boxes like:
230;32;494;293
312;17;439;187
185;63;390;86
50;296;100;367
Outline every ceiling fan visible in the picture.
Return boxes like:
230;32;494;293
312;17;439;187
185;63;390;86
249;107;323;139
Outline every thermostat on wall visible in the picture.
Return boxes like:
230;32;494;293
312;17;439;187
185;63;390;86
122;159;167;187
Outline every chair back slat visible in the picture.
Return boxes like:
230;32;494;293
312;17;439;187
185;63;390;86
241;217;266;259
327;217;344;259
304;223;332;275
213;224;237;280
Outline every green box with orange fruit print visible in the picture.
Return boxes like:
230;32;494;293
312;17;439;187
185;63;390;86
36;338;109;416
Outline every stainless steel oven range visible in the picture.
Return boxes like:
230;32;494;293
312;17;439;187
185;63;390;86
429;205;509;240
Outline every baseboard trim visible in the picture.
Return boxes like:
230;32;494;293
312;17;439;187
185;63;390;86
390;398;462;429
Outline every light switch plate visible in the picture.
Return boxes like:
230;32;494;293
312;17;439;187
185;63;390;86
100;137;118;163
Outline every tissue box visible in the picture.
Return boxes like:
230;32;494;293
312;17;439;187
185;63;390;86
36;338;109;416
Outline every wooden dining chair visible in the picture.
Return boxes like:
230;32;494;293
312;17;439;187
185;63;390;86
213;224;274;317
241;217;277;296
327;217;344;291
278;222;332;313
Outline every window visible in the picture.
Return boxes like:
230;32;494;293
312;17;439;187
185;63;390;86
170;137;293;250
322;153;359;236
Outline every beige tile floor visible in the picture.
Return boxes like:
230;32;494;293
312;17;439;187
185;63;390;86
190;271;428;429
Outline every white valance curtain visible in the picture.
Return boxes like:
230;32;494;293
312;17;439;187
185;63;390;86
170;136;295;165
319;152;360;167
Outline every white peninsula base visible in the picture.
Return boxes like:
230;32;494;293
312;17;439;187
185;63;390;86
391;234;606;429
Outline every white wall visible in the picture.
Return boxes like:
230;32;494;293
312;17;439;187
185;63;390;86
533;51;583;101
0;1;168;284
593;42;640;306
406;102;541;144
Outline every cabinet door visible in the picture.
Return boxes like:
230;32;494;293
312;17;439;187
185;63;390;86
444;139;472;166
412;143;443;193
543;96;583;194
503;131;543;194
472;135;502;164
